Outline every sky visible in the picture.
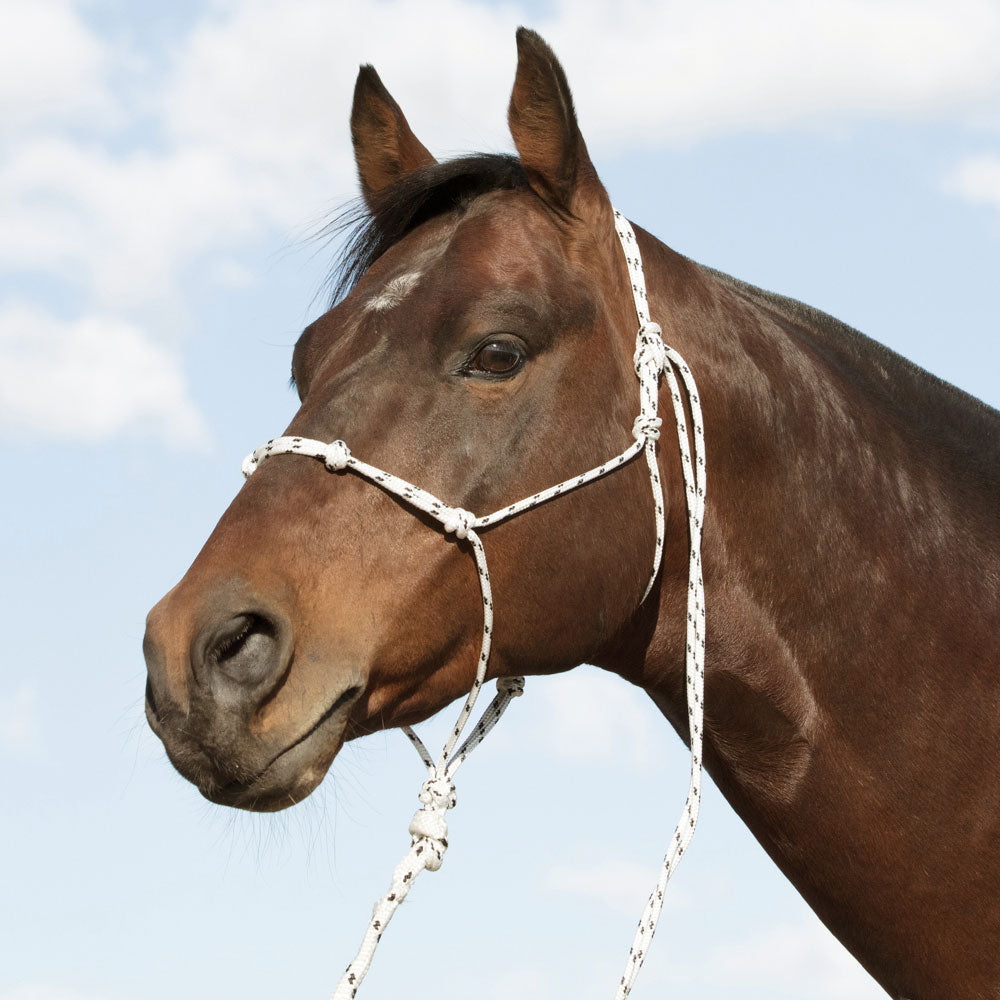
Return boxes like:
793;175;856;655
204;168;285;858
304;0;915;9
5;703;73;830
1;1;998;998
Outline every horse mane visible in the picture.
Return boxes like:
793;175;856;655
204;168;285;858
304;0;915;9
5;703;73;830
325;153;528;303
703;264;1000;480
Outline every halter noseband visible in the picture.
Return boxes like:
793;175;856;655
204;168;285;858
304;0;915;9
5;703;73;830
242;210;706;999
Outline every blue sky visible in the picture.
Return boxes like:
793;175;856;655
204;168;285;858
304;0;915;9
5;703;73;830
2;2;998;998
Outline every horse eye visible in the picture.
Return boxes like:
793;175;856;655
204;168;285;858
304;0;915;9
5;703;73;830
470;340;524;376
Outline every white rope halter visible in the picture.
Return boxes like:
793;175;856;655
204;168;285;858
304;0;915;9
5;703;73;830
241;209;707;999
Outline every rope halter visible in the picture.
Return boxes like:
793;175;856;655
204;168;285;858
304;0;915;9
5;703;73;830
241;208;706;1000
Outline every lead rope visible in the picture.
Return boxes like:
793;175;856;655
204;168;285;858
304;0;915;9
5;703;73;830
240;209;705;999
612;212;706;999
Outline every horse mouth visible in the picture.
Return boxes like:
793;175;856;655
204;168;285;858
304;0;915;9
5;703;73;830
148;683;363;813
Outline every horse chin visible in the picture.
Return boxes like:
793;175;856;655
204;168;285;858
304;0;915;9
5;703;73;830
198;751;334;813
148;684;361;813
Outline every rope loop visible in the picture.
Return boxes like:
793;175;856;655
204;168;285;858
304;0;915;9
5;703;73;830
441;506;475;539
632;414;663;443
322;439;351;472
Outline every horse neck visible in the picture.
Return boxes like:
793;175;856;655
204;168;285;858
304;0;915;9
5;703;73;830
620;227;1000;998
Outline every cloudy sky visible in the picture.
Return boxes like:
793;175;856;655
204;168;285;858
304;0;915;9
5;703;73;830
2;1;998;998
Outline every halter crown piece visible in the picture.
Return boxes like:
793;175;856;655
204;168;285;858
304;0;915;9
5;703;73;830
242;209;707;999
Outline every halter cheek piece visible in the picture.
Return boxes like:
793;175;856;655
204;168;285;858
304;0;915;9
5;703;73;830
242;211;707;1000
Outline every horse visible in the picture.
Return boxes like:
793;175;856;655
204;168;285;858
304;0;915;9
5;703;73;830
142;27;1000;1000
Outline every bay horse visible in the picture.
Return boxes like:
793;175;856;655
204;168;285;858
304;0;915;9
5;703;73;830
143;28;1000;1000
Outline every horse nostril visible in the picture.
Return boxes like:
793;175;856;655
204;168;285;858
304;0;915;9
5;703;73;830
213;612;272;663
198;611;288;691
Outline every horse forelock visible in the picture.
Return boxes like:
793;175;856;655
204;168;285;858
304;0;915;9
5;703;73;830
323;153;529;305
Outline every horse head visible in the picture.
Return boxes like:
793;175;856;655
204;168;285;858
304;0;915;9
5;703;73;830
143;30;679;812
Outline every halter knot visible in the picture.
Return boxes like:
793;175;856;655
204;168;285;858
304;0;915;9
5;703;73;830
632;414;663;443
441;507;475;539
633;322;667;375
417;773;456;809
322;440;351;472
409;774;456;872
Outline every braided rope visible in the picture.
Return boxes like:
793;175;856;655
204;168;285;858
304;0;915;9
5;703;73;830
241;207;706;999
612;212;707;998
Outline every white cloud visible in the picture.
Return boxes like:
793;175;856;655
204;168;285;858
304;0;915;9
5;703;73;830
0;0;113;138
160;0;516;163
0;304;206;444
539;855;882;1000
534;667;660;769
4;0;1000;444
547;0;1000;147
0;139;277;311
161;0;1000;167
0;683;41;755
945;152;1000;212
710;921;885;1000
546;858;671;916
8;0;1000;314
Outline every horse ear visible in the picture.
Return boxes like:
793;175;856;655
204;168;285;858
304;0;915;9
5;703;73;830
507;28;608;223
351;65;436;207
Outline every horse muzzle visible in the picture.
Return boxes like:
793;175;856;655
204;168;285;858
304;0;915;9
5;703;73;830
142;581;363;811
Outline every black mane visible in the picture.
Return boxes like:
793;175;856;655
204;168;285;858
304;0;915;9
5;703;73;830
326;153;527;303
